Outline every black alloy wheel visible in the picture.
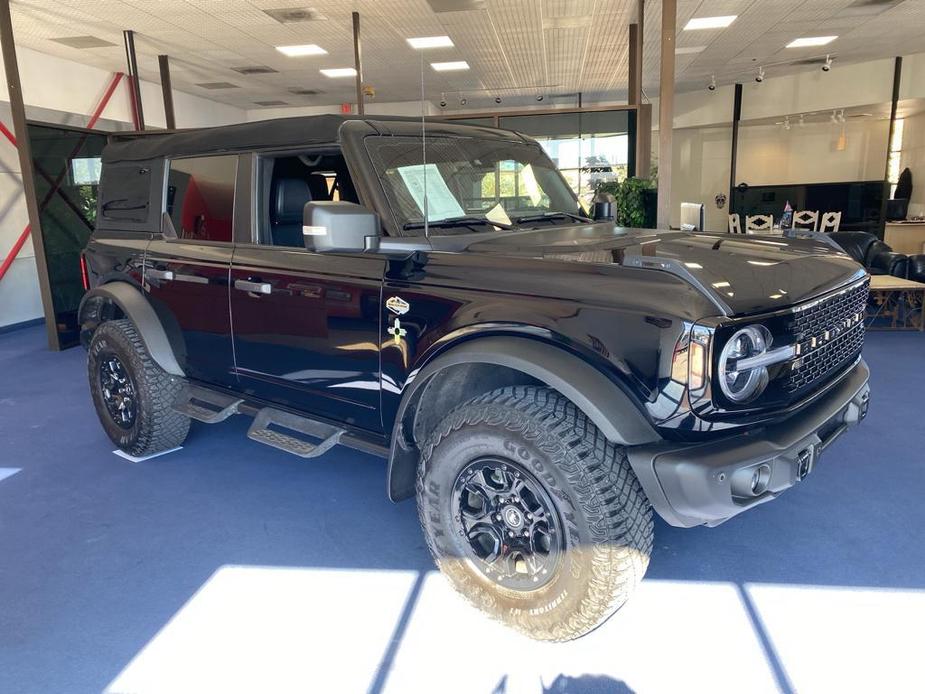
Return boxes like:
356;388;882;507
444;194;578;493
98;353;137;429
451;457;563;591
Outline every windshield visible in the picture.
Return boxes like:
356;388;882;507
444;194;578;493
365;135;586;235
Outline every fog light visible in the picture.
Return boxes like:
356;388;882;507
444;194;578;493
750;464;771;495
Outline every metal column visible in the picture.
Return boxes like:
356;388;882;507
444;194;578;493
729;83;743;212
0;0;59;348
352;12;364;116
123;30;145;130
656;0;676;228
158;55;176;130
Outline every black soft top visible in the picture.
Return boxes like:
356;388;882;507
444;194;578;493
102;114;523;163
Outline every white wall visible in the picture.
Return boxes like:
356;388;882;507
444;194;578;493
899;111;925;211
0;46;245;329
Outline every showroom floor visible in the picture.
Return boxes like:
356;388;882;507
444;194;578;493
1;324;923;694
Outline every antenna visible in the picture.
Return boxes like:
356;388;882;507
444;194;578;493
420;51;429;239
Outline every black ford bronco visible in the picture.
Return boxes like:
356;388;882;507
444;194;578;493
80;115;870;641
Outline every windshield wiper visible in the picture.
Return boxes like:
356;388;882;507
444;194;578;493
403;216;513;231
514;211;593;225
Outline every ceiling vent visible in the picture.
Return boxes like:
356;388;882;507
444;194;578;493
425;0;486;12
254;100;289;107
263;7;326;23
232;65;279;75
50;35;116;49
790;56;832;66
843;0;905;15
288;87;324;96
196;82;240;90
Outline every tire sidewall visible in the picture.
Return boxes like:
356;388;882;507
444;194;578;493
419;416;603;631
88;323;147;453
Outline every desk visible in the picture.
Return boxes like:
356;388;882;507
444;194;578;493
866;275;925;331
884;222;925;256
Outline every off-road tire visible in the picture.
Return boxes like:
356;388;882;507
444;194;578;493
417;385;653;641
88;319;190;457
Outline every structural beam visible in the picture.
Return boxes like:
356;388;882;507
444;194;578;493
629;0;649;178
656;0;676;228
123;30;145;130
352;12;364;116
158;55;176;130
729;83;743;214
0;0;60;349
879;56;903;237
636;104;652;179
628;24;640;106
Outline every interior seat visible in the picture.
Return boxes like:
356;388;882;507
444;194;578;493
270;176;331;247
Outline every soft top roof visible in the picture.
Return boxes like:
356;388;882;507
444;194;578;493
102;114;523;162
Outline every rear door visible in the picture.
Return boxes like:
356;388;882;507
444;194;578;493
229;150;385;432
143;154;238;387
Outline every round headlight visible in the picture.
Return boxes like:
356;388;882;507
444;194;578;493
718;325;771;403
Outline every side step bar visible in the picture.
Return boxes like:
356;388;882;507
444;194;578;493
247;407;345;459
173;385;243;424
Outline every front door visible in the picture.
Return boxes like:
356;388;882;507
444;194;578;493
229;247;385;432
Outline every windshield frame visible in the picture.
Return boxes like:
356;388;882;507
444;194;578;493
362;131;584;238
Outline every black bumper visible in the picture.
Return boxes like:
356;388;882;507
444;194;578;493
628;359;871;528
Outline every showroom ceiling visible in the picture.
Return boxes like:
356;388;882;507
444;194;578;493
8;0;925;110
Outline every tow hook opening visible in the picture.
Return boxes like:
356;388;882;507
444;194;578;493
797;448;813;480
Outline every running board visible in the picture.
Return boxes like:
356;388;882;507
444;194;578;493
173;385;243;424
247;407;345;459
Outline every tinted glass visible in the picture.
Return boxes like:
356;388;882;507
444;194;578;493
166;155;237;242
366;135;580;234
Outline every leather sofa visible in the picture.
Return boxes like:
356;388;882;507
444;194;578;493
828;231;910;278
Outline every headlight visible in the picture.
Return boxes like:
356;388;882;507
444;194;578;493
718;325;771;403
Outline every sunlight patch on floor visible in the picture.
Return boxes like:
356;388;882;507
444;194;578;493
0;467;21;483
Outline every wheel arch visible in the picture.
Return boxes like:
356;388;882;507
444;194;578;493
387;335;660;501
78;281;185;377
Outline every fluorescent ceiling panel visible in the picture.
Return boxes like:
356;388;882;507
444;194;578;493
431;61;470;71
683;15;737;30
320;68;357;78
786;36;838;48
407;36;454;49
276;44;327;57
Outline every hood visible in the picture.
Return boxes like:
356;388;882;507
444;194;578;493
460;224;866;317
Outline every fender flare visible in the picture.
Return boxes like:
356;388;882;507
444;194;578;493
78;281;185;377
387;336;659;500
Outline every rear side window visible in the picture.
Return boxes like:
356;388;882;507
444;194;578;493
98;162;152;223
166;155;237;242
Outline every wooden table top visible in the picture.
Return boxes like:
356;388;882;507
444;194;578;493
869;275;925;291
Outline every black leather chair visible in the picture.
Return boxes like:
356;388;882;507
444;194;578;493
908;254;925;284
269;176;331;247
828;231;909;278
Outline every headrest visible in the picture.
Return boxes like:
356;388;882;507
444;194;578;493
273;178;312;224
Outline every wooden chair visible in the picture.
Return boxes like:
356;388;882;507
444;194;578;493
728;214;743;234
819;211;842;233
793;210;819;231
746;214;773;233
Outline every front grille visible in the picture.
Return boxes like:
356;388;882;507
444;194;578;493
782;278;869;393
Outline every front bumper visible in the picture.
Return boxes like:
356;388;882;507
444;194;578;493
628;359;870;527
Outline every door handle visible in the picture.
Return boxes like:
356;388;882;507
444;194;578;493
234;279;272;294
145;268;174;281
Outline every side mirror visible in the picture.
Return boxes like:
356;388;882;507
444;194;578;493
303;201;379;252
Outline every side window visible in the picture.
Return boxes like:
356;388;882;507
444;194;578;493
98;161;153;224
166;155;237;242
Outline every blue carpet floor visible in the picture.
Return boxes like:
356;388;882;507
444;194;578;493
0;325;923;693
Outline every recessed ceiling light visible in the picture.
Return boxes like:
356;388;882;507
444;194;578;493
320;67;357;78
786;36;838;48
431;61;470;71
683;15;737;30
276;44;327;57
407;35;454;49
675;46;706;55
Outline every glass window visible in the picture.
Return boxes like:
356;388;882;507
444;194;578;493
166;155;237;243
365;135;581;234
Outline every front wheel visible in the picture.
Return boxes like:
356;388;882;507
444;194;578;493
416;386;653;641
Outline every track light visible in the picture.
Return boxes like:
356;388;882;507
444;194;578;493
459;97;467;106
708;74;716;91
494;96;502;104
439;92;447;108
536;94;544;102
838;109;846;124
783;116;791;131
822;54;833;72
798;114;805;127
830;110;839;124
755;66;765;83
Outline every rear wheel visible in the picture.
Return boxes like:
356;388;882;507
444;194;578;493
416;386;653;641
88;319;190;457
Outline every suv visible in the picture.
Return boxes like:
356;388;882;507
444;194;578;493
80;115;870;641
